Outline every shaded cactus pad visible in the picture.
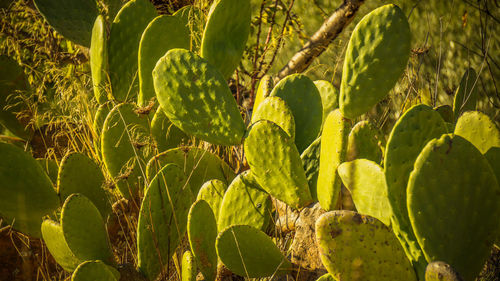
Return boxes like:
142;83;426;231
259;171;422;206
71;260;120;281
452;68;478;121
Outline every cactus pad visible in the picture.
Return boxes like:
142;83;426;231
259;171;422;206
173;5;205;51
93;102;113;158
216;225;292;278
90;15;108;104
36;158;59;185
340;4;411;119
314;80;339;123
407;134;500;281
251;96;295;139
187;200;217;281
244;120;312;209
454;111;500;154
434;105;454;123
151;107;189;152
316;211;416;281
71;260;120;281
301;136;321;201
253;75;274;114
182;251;197;281
41;220;80;272
197;180;228;220
346;120;383;162
452;68;478;120
425;261;464;281
153;49;246;145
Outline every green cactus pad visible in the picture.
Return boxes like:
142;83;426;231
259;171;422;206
151;107;189;152
316;273;336;281
101;103;152;199
317;110;350;211
36;158;59;185
108;0;157;101
218;171;271;231
434;105;454;123
314;80;339;124
138;15;190;107
251;96;295;139
71;260;120;281
57;152;111;218
93;102;113;157
316;211;416;281
346;120;383;162
153;49;246;146
90;15;108;104
182;251;197;281
485;147;500;181
200;0;251;78
197;179;228;220
407;134;500;281
337;160;391;226
41;220;80;272
0;143;59;237
425;261;464;281
216;225;292;278
146;147;235;195
187;200;217;281
452;68;478;120
301;136;321;201
253;75;274;114
270;74;323;152
340;4;411;119
454;111;500;154
61;194;113;264
33;0;98;47
384;104;447;273
137;164;192;280
173;5;205;51
244;120;312;209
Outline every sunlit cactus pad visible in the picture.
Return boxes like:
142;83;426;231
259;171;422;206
71;260;120;281
90;15;108;104
251;96;295;139
41;220;80;272
454;110;500;154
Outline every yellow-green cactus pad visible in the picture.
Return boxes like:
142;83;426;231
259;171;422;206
407;134;500;281
301;136;321;201
33;0;98;47
316;273;336;281
454;111;500;154
197;179;228;220
71;260;120;281
251;96;295;139
218;171;271;231
340;4;411;119
153;49;246;146
216;225;292;278
138;15;190;106
270;74;323;152
317;110;350;211
146;147;235;195
452;68;478;121
137;164;192;280
108;0;157;101
36;158;59;185
90;15;108;104
316;211;416;281
57;152;111;218
93;102;113;158
346;120;383;163
337;159;392;226
201;0;251;78
187;200;217;281
61;194;113;264
41;220;80;272
101;103;152;199
253;75;274;115
425;262;464;281
314;80;339;124
150;107;188;153
182;251;197;281
244;120;312;209
0;143;59;237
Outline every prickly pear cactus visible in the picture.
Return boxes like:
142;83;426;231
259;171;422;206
57;152;110;218
316;273;335;281
146;147;235;195
182;251;197;281
71;260;120;281
153;49;246;146
301;136;321;201
61;194;113;264
93;102;113;158
434;105;454;123
187;200;217;281
137;164;192;280
41;220;80;272
173;5;205;51
313;80;339;124
337;159;392;226
485;147;500;181
216;225;292;278
138;15;190;106
0;142;59;237
452;68;478;120
317;110;350;211
316;211;417;281
454;111;500;154
270;74;323;152
346;120;383;162
425;261;464;281
244;120;312;209
251;96;295;139
340;4;411;119
201;0;251;78
90;15;108;104
108;0;157;101
197;179;228;220
253;75;274;114
150;107;188;152
384;104;447;275
36;158;59;185
407;134;500;281
218;171;271;231
33;0;98;47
